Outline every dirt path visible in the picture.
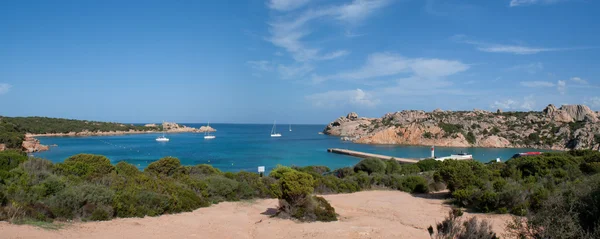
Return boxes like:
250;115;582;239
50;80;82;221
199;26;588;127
0;190;511;239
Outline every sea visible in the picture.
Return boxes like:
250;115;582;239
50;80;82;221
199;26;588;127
33;124;549;173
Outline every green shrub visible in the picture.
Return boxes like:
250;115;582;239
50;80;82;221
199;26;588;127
392;175;429;193
438;160;490;192
115;161;140;177
55;154;114;180
188;164;222;177
384;160;401;174
465;131;476;144
0;150;28;172
48;183;114;220
269;165;294;179
332;167;354;178
205;175;239;202
416;159;441;172
145;157;184;177
399;164;421;175
354;158;386;175
423;132;433;139
279;171;314;203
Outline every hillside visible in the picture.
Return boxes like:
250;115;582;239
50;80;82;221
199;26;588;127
324;104;600;150
0;117;215;152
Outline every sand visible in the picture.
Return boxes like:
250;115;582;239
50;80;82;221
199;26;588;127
0;190;511;239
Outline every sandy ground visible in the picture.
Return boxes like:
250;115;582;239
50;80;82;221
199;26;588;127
0;190;511;239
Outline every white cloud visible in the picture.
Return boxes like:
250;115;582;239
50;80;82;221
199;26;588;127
491;96;536;110
557;80;567;95
521;95;535;110
570;77;587;84
306;88;379;108
312;52;469;83
520;81;555;87
0;83;11;95
268;0;311;11
508;62;544;74
277;64;314;79
491;99;519;110
510;0;565;7
267;0;389;62
247;60;274;71
453;35;574;55
585;97;600;108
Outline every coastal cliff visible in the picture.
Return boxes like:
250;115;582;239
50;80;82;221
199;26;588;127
324;104;600;150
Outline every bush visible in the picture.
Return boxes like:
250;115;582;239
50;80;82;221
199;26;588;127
145;157;184;177
279;171;314;204
188;164;222;177
416;159;441;172
269;165;294;179
429;209;498;239
115;161;140;177
0;150;28;173
384;160;401;174
465;131;476;144
47;183;114;220
205;175;239;202
391;175;429;193
354;158;386;175
55;154;114;180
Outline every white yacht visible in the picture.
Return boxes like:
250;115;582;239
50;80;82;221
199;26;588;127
156;121;169;142
204;122;215;139
271;121;282;137
435;152;472;161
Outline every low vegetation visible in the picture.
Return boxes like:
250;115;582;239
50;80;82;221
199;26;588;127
2;149;599;235
0;151;437;224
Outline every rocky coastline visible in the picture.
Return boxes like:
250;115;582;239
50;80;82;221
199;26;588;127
324;104;600;151
21;122;217;152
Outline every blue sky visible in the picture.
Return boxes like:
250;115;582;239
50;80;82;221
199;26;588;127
1;0;599;124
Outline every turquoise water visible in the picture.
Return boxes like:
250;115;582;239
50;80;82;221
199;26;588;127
34;124;546;172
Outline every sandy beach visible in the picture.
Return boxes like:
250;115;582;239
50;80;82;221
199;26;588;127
0;190;511;239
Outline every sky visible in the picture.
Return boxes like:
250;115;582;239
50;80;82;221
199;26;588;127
1;0;599;124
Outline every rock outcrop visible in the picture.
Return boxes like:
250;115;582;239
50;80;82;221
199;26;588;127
162;122;216;133
324;104;600;150
0;144;6;151
22;136;49;153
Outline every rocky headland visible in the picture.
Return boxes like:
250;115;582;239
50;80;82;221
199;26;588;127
324;104;600;150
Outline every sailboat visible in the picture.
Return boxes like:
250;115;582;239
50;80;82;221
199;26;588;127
204;122;215;139
289;124;292;132
156;122;169;142
271;121;282;137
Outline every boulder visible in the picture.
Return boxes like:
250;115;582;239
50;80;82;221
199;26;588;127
346;112;359;120
496;109;503;114
479;136;511;148
0;144;5;151
433;108;443;113
543;104;557;116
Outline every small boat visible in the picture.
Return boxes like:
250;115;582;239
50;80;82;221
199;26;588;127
204;122;215;139
318;132;324;135
156;135;169;142
289;124;292;132
271;121;282;137
156;121;169;142
435;152;472;161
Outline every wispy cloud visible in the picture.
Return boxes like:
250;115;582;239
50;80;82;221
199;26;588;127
306;88;379;108
268;0;311;11
585;97;600;108
557;80;567;95
570;77;588;84
247;60;314;79
311;52;469;83
509;0;567;7
491;95;536;110
247;60;274;71
453;35;580;55
268;0;389;62
520;81;555;87
0;83;11;95
508;62;544;74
